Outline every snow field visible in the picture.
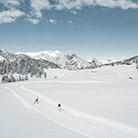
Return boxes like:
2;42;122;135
1;64;138;138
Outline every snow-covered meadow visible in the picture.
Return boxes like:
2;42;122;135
0;64;138;138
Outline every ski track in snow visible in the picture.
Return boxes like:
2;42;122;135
5;81;138;138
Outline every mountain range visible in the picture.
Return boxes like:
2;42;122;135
0;49;138;76
16;50;101;70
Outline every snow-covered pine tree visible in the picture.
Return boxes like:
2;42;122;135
136;64;138;69
25;74;28;80
44;72;47;79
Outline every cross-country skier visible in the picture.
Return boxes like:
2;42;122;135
34;97;39;104
57;103;62;111
57;103;61;108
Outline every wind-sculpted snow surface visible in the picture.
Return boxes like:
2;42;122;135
6;80;138;138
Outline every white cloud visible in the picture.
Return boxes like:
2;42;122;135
28;0;138;24
67;20;73;24
0;10;24;24
0;0;138;24
6;0;20;6
54;0;98;10
70;10;77;15
0;0;20;8
25;0;138;24
94;0;138;9
49;19;57;24
54;0;138;10
26;18;40;24
30;0;52;18
54;0;84;10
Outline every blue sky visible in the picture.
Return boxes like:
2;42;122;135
0;0;138;59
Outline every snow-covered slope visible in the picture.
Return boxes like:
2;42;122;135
0;49;60;76
101;56;138;66
16;51;95;70
1;64;138;138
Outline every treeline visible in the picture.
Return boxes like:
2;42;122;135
1;74;28;83
1;72;47;83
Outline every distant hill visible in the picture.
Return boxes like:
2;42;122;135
102;55;138;66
